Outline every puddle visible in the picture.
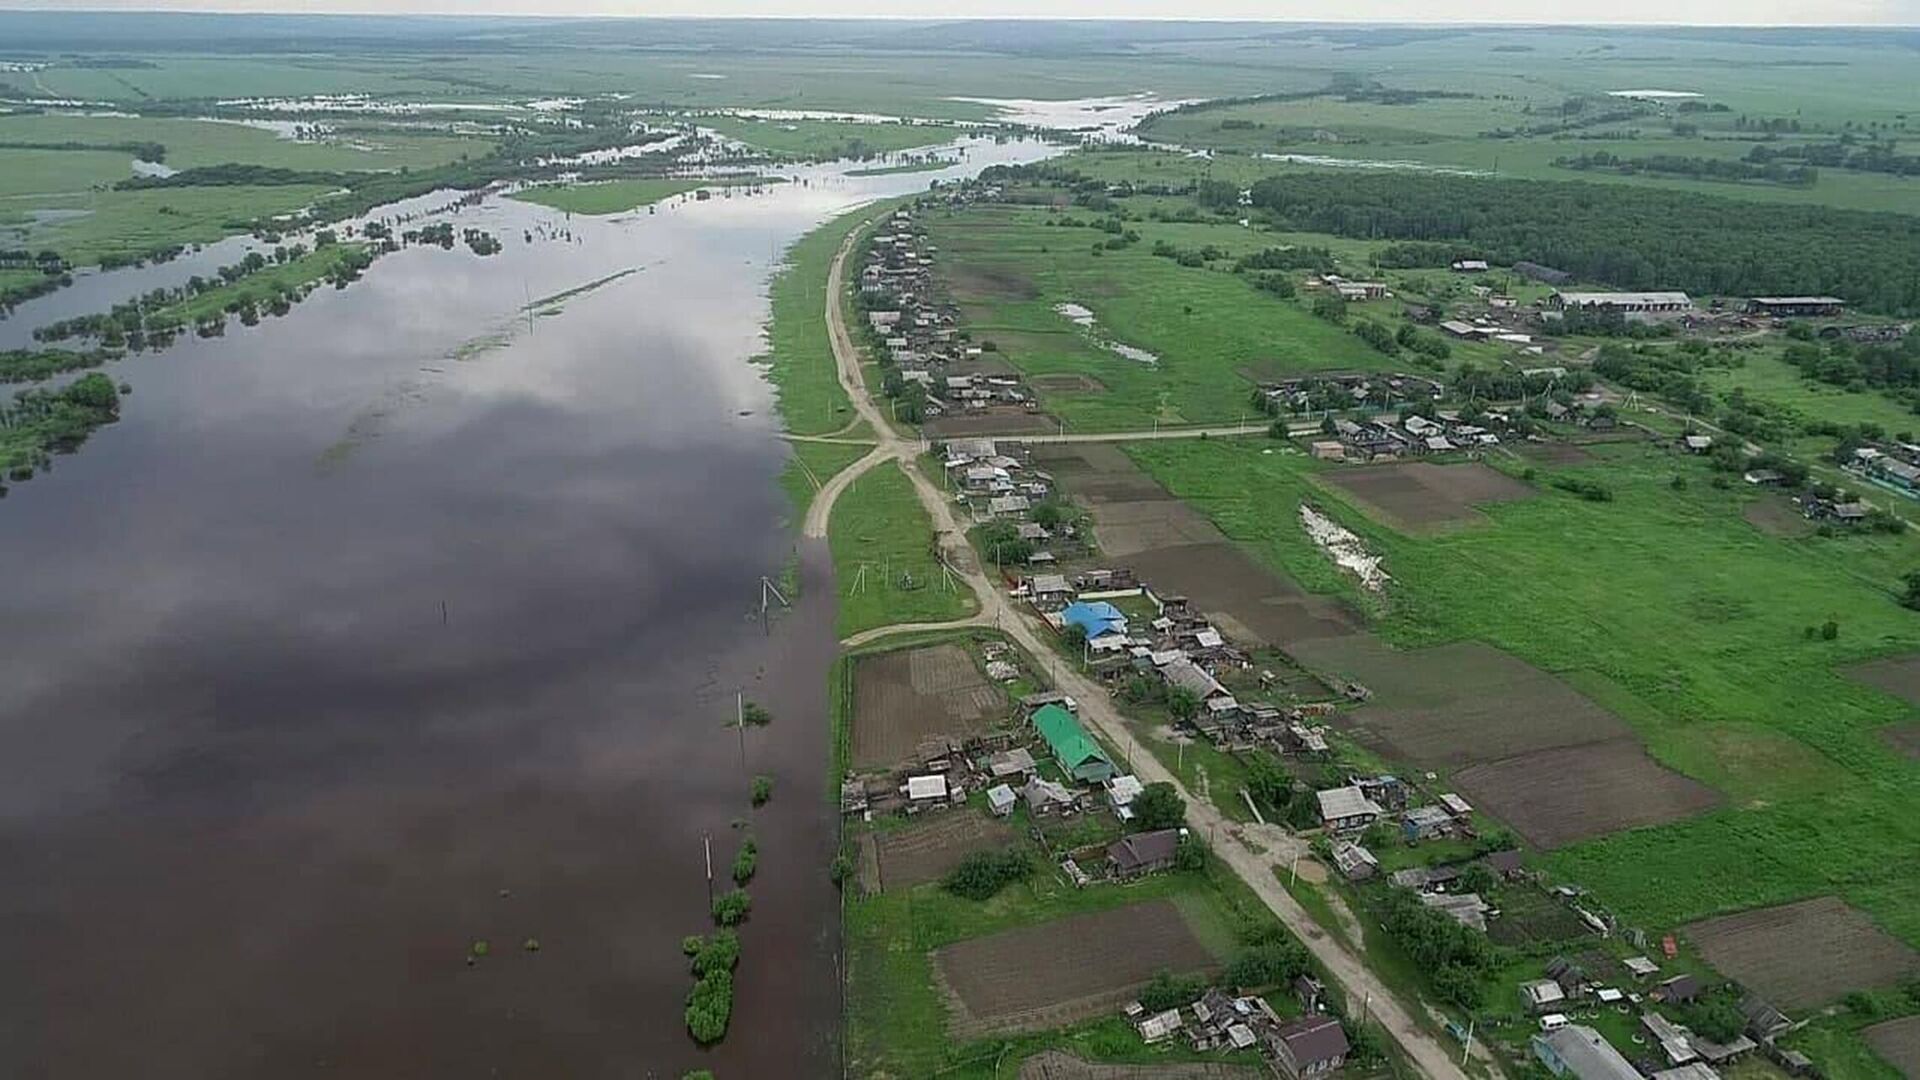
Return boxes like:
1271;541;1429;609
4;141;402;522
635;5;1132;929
1052;301;1159;365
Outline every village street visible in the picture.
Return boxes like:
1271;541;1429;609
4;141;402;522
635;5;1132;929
809;214;1487;1080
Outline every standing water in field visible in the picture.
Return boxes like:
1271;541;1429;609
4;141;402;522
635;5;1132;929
0;136;1055;1078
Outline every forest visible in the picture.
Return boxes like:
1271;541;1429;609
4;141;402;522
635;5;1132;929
1244;172;1920;315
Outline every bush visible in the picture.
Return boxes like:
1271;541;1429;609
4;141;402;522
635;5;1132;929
1130;782;1186;831
732;837;758;885
1550;476;1614;502
688;930;741;977
1138;969;1207;1012
942;849;1032;900
685;967;734;1043
712;888;752;926
740;701;772;727
1225;940;1312;989
751;774;774;806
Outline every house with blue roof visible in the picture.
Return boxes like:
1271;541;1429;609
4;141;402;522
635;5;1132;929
1060;600;1128;641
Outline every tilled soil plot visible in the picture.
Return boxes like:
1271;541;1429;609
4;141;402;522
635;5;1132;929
1685;896;1920;1010
871;812;1019;891
1844;653;1920;706
1320;461;1535;530
851;644;1004;769
1019;1051;1263;1080
933;900;1217;1038
1880;721;1920;761
1453;738;1721;850
1864;1016;1920;1079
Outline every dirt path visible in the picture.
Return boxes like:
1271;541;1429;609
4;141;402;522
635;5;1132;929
810;208;1484;1080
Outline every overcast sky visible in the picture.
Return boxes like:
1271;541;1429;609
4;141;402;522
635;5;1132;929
5;0;1917;25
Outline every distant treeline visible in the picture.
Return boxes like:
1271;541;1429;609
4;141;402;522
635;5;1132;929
1554;151;1817;187
1747;141;1920;178
0;138;165;161
1244;172;1920;315
117;164;345;190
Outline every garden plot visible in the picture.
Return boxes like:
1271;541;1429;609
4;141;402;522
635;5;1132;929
924;410;1059;438
1319;461;1535;531
1844;653;1920;707
1020;1051;1262;1080
1685;896;1920;1010
851;644;1004;770
933;900;1218;1038
870;812;1018;891
1864;1016;1920;1078
1453;739;1721;850
1880;721;1920;761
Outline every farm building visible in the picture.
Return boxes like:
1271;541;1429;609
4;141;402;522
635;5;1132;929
990;747;1038;783
1747;296;1845;318
1316;785;1385;832
1270;1015;1349;1080
1452;259;1491;272
1032;704;1117;783
1027;573;1074;608
1107;828;1183;878
904;774;950;806
1534;1025;1641;1080
1404;804;1455;841
1551;291;1694;316
1521;978;1570;1013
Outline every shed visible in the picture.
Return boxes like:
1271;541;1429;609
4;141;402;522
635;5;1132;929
986;783;1017;817
1137;1008;1182;1043
1658;974;1703;1003
1623;955;1660;979
904;775;948;802
1521;978;1569;1013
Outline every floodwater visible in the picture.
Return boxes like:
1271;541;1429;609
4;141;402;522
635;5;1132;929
0;134;1055;1078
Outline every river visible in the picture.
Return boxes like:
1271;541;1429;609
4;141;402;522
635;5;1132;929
0;132;1056;1078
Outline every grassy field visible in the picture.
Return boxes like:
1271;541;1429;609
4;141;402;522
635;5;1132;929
699;116;957;159
759;201;900;437
778;437;872;521
149;242;369;325
0;113;490;174
1123;437;1920;951
1700;351;1920;455
922;203;1399;430
827;462;975;638
0;146;135;197
509;178;712;215
4;184;332;267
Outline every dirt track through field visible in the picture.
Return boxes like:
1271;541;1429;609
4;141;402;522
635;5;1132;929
1685;896;1920;1009
933;900;1217;1038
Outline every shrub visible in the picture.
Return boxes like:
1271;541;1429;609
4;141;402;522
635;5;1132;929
751;774;774;806
685;968;734;1043
732;837;758;885
740;701;772;727
942;849;1032;900
1138;969;1207;1012
712;888;751;926
1130;782;1186;831
1225;940;1312;989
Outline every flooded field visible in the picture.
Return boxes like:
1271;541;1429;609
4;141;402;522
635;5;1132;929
0;137;1055;1077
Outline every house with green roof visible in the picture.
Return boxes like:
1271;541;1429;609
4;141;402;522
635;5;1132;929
1032;703;1116;784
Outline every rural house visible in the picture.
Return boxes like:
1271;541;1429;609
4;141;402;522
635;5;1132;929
1107;828;1182;878
1315;786;1385;832
1534;1025;1641;1080
1270;1015;1349;1080
1032;704;1117;783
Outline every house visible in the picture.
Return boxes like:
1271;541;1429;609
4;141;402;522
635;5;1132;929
1310;440;1347;461
1108;828;1183;878
1484;849;1528;880
1747;296;1845;318
1330;840;1379;880
988;494;1031;517
1452;259;1491;273
986;783;1017;817
1160;657;1228;702
1270;1015;1349;1080
1106;773;1145;819
1421;891;1490;931
1521;978;1570;1013
1033;704;1117;783
1657;974;1703;1004
1022;777;1078;815
989;747;1038;783
1315;785;1385;832
1644;1012;1700;1066
1028;573;1074;608
1552;290;1694;317
1335;281;1389;302
1060;600;1128;642
1534;1025;1641;1080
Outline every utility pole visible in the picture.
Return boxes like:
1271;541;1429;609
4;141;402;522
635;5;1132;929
736;691;747;771
703;832;714;906
1460;1017;1475;1066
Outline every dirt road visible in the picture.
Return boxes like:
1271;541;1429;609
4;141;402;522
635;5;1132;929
807;211;1481;1080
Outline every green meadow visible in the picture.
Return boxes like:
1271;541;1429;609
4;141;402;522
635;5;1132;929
1124;437;1920;950
698;116;957;159
509;178;717;215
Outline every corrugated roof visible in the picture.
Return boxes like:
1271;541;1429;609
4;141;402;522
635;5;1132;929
1034;705;1112;771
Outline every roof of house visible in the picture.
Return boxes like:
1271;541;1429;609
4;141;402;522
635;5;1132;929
1653;1065;1722;1080
1522;978;1568;1005
1624;955;1660;977
1317;785;1386;822
1538;1026;1642;1080
1109;828;1182;871
1161;656;1226;699
1275;1015;1349;1066
986;783;1017;809
1107;774;1145;804
905;775;948;800
1030;572;1070;594
1061;600;1128;639
1661;974;1703;1001
1023;776;1076;808
990;747;1037;777
1033;705;1113;771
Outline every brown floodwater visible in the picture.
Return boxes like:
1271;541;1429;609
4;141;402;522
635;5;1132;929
0;137;1055;1078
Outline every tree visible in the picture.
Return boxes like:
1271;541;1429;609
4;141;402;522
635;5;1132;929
942;849;1032;900
1457;862;1497;896
732;837;758;885
1225;940;1311;989
1247;755;1293;810
751;774;774;806
1138;969;1206;1011
1131;782;1186;831
1167;686;1199;722
1311;294;1347;323
740;701;772;727
1174;834;1207;872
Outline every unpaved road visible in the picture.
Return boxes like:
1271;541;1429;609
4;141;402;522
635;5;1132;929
806;209;1482;1080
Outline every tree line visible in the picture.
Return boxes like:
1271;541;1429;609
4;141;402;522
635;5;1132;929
1244;172;1920;315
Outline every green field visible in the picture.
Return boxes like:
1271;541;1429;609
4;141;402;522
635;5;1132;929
698;116;958;159
0;113;490;174
151;242;369;325
1124;437;1920;950
922;203;1399;430
8;184;333;266
827;462;975;638
508;178;715;215
759;201;897;436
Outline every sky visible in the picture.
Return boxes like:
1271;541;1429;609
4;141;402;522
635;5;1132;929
4;1;1917;26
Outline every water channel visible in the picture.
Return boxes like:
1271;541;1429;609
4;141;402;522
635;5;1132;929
0;132;1059;1078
